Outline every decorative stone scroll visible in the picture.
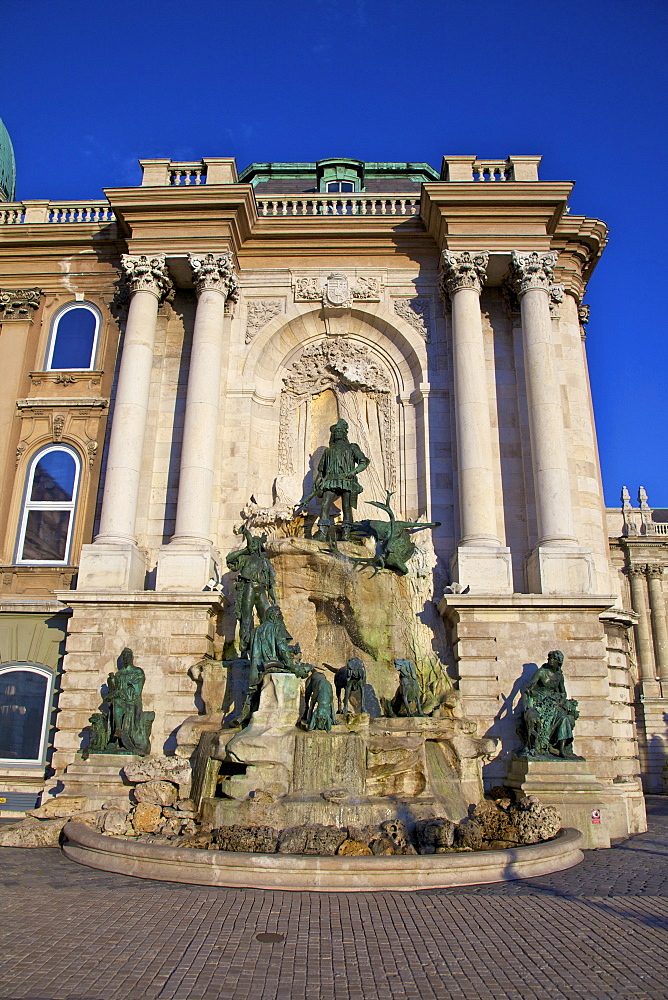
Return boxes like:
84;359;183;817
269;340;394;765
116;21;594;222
245;299;284;344
294;273;381;308
189;252;239;302
549;283;565;317
0;287;42;321
509;250;558;296
120;254;172;301
578;303;590;326
393;297;431;342
278;338;396;496
440;250;489;297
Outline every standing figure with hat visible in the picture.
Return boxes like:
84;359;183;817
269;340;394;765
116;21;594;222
314;419;370;540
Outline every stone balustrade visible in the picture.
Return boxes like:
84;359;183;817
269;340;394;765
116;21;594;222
256;196;421;217
0;201;113;225
442;155;542;182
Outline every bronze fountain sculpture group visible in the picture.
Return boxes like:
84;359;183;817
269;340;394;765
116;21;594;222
84;418;583;759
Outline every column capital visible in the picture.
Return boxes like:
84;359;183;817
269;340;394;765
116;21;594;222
0;287;42;321
120;253;172;301
647;565;664;580
440;250;489;296
628;564;647;579
188;252;239;301
510;250;557;296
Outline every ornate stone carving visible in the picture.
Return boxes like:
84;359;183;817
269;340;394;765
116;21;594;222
52;414;65;441
294;273;381;307
393;297;431;342
245;299;283;344
54;373;76;385
639;485;657;534
440;250;489;297
621;486;639;536
15;441;27;467
120;254;172;301
549;283;565;317
279;338;395;494
188;252;239;301
628;564;646;579
647;565;664;580
0;288;42;321
86;439;98;467
509;250;558;296
578;303;590;326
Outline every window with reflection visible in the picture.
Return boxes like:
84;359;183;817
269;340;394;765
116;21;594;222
0;666;53;764
46;302;99;370
16;446;80;564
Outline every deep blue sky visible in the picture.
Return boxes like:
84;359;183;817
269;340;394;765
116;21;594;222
3;0;667;508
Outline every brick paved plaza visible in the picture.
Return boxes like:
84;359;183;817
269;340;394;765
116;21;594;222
1;799;667;1000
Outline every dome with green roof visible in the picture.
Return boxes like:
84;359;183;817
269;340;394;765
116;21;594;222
0;118;16;202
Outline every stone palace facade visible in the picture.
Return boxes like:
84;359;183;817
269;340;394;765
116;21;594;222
0;136;664;834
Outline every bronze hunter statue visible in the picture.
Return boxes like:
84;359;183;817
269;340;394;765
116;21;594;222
226;526;277;657
517;650;582;760
309;419;370;541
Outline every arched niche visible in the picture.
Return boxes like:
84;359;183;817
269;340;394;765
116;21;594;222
240;306;429;519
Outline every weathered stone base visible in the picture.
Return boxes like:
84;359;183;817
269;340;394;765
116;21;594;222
51;753;139;812
637;688;668;794
451;544;513;595
77;541;148;592
61;821;585;891
506;759;646;848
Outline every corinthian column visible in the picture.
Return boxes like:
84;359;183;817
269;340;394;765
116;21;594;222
442;250;512;593
78;254;172;591
510;250;593;594
156;253;238;591
647;565;668;688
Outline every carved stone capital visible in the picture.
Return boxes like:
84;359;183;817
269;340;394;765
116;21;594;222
440;251;489;296
509;251;558;296
628;564;647;580
120;254;172;301
0;287;43;321
189;252;239;301
647;565;664;580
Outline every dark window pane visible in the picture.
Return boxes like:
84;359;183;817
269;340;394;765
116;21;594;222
340;182;354;192
22;509;71;561
50;307;96;369
30;451;76;501
0;670;49;761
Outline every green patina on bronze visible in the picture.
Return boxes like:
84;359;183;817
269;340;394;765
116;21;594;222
516;650;583;761
353;491;441;576
84;648;154;758
226;526;277;657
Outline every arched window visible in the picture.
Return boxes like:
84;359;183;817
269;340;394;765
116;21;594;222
0;665;54;765
326;180;355;193
16;445;81;564
45;302;100;370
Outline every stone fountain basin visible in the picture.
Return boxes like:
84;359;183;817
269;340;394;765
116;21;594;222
61;822;583;892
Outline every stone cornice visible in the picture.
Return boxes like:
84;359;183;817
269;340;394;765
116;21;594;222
420;181;572;251
188;252;239;300
104;184;257;257
440;250;489;296
121;253;172;300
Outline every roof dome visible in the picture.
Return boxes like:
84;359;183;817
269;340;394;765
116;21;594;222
0;118;16;202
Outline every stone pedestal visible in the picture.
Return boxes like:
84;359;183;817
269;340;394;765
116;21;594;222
526;546;595;596
452;544;513;594
155;539;220;593
506;758;646;849
53;753;139;812
77;540;148;592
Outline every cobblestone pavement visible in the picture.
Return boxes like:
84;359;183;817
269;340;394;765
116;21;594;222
1;798;667;1000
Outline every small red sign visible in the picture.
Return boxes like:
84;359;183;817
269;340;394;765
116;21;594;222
591;809;601;824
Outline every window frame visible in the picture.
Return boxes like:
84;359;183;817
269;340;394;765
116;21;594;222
15;444;81;566
0;663;55;767
45;301;101;372
325;180;356;193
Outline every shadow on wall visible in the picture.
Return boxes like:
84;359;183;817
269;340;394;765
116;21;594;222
482;661;538;781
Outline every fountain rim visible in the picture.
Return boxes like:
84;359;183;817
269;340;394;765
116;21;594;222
61;822;584;892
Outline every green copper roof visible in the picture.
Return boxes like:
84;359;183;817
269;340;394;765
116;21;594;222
0;117;16;202
239;158;439;191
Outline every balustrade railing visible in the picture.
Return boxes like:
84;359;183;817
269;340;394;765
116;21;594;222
473;159;513;181
0;201;113;225
256;195;421;218
169;163;207;186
